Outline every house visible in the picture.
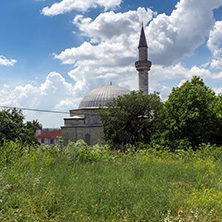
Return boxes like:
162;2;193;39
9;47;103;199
35;129;62;146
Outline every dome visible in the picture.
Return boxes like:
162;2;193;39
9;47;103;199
78;85;130;109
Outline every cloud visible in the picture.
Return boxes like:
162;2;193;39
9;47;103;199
207;21;222;69
55;40;136;67
73;7;154;43
147;0;222;65
214;87;222;95
41;0;122;16
3;72;77;110
207;21;222;57
55;7;155;93
54;1;222;102
0;72;78;127
137;7;156;26
0;55;17;66
56;0;222;72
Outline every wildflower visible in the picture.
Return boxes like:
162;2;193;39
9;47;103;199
0;199;2;203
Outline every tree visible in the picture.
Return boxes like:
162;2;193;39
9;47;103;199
99;91;163;148
0;108;42;144
162;76;222;149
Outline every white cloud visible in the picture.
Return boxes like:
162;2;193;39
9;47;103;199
55;7;155;93
214;87;222;95
207;21;222;69
147;0;222;65
57;0;222;71
42;0;122;16
137;7;156;26
55;40;136;67
0;72;77;127
73;8;154;43
208;21;222;57
0;55;17;66
54;1;222;103
211;59;222;70
178;79;187;88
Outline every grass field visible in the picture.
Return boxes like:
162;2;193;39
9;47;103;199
1;141;222;221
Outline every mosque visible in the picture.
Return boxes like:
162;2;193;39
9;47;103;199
61;26;152;145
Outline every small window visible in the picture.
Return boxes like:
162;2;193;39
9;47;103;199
41;138;44;144
50;138;54;144
85;134;91;145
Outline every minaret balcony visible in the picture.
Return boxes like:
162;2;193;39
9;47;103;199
135;60;152;71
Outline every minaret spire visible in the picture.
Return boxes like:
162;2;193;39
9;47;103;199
135;24;152;94
138;24;147;48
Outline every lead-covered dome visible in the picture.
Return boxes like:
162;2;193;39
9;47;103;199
78;85;130;109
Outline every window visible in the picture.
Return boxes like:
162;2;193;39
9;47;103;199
41;138;44;144
50;138;54;144
85;134;90;145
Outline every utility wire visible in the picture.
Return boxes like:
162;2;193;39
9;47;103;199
0;105;69;114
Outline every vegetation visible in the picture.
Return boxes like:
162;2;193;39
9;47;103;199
0;108;42;145
1;140;222;221
99;76;222;150
99;91;163;149
162;76;222;149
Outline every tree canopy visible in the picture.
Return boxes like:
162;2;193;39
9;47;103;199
99;91;163;149
162;76;222;148
0;108;42;144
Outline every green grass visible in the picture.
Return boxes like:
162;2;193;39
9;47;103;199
1;141;222;221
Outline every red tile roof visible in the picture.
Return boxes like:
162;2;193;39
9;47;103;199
35;130;62;138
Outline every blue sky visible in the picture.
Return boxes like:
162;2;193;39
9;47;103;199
1;0;222;128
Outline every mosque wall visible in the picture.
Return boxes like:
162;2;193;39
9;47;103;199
61;125;104;146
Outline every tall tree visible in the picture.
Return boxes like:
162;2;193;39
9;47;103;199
163;76;222;149
0;108;42;144
99;91;163;149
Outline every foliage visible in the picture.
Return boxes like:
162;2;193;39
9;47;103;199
1;141;222;221
64;140;112;162
0;108;42;144
99;90;163;149
162;76;222;149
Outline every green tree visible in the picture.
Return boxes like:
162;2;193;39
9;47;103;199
99;91;163;149
0;108;42;144
163;76;222;149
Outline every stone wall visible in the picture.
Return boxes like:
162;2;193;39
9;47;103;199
61;126;104;146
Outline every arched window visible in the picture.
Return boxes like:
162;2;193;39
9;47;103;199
85;134;91;145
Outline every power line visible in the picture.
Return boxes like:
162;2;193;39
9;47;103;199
0;106;69;114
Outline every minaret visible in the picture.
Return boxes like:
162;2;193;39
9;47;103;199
135;24;152;94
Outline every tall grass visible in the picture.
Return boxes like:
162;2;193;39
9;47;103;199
1;140;222;221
